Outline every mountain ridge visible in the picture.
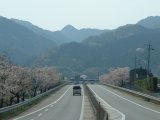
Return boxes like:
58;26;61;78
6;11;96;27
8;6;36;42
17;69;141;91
12;19;108;44
1;16;160;77
0;16;55;64
137;16;160;29
31;22;160;77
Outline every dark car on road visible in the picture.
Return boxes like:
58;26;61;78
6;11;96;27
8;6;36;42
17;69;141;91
73;86;81;96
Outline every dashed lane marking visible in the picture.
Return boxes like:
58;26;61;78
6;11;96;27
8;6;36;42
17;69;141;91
38;113;42;117
14;86;72;120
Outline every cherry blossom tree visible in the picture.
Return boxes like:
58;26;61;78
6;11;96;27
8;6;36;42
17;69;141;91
100;67;129;86
0;55;11;107
0;55;60;107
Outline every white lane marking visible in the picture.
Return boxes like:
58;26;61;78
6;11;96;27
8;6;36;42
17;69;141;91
89;85;125;120
38;113;42;117
44;109;48;112
14;86;72;120
79;85;84;120
54;101;57;104
50;104;54;107
99;85;160;114
30;119;34;120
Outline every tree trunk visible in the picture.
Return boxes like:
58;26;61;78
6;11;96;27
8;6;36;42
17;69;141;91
44;88;46;92
16;94;20;103
9;97;14;105
40;88;43;94
34;88;37;97
0;98;4;108
22;92;25;101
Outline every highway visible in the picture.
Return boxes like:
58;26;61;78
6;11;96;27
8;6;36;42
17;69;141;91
88;84;160;120
12;84;160;120
13;85;83;120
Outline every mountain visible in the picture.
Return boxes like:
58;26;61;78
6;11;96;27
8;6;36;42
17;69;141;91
12;19;71;44
61;25;109;42
137;16;160;29
12;20;108;44
83;24;150;46
32;24;160;77
0;16;55;64
62;25;77;33
2;16;160;77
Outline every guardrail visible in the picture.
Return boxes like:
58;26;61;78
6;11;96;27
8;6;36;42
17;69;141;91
102;83;160;105
84;84;108;120
0;83;65;114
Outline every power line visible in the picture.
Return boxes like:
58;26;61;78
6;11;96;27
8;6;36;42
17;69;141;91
134;56;137;81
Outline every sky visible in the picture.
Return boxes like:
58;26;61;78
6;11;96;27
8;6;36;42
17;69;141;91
0;0;160;31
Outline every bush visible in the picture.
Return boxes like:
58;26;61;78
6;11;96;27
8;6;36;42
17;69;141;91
150;77;158;91
135;79;149;90
135;77;158;91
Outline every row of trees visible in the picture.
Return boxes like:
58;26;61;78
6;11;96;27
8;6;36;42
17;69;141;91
100;67;129;86
0;55;60;108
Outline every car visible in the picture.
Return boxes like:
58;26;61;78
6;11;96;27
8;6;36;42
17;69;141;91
73;85;81;96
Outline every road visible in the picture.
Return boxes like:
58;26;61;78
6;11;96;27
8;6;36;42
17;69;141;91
89;84;160;120
13;85;83;120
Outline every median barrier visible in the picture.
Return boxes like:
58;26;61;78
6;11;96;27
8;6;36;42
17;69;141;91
84;84;108;120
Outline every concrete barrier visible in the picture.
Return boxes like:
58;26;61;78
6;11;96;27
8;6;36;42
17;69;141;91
88;85;125;120
84;85;108;120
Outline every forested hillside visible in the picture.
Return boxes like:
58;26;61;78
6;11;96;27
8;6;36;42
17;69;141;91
0;17;56;64
32;24;160;77
1;16;160;77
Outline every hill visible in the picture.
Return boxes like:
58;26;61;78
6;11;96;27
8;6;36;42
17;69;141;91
0;16;55;64
83;24;149;46
12;19;71;44
137;16;160;29
12;20;108;44
32;24;160;77
61;25;109;42
1;16;160;77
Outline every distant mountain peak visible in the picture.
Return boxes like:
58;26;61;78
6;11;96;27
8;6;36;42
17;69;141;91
62;25;77;31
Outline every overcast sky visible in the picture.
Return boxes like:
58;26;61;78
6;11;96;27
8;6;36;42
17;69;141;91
0;0;160;31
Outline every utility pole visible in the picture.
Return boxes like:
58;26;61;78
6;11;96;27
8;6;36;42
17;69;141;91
134;56;137;81
145;41;154;88
131;56;137;89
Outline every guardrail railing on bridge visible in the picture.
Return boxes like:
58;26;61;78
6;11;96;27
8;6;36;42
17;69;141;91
0;84;65;114
102;83;160;105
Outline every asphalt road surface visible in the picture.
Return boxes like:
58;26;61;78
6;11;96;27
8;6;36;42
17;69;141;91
13;85;83;120
89;84;160;120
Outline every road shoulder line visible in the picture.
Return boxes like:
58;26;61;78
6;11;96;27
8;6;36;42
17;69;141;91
89;85;125;120
99;85;160;114
14;86;72;120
